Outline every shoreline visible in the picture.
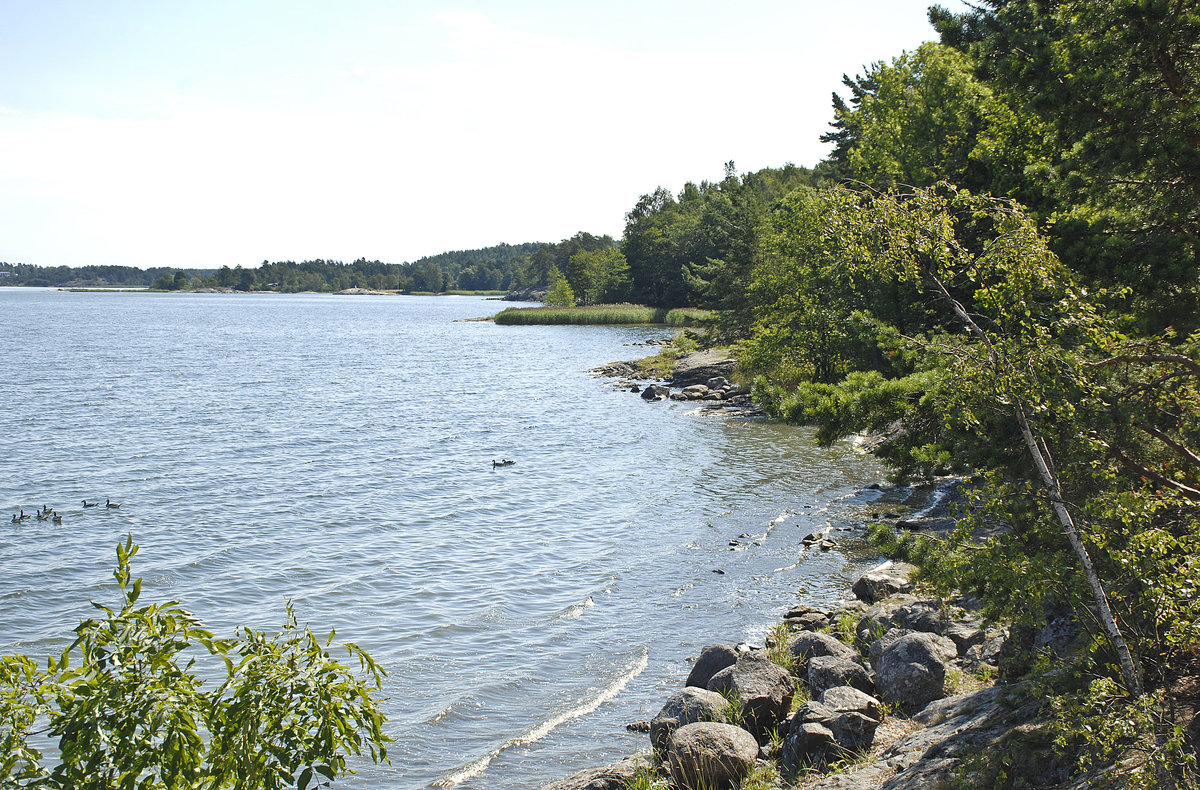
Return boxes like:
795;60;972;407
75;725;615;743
554;354;1072;790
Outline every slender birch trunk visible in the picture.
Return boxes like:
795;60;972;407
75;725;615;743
929;273;1143;696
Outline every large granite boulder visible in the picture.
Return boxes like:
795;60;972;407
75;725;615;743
686;643;739;689
808;654;874;697
706;651;794;737
788;631;859;675
667;722;759;789
873;632;948;710
649;687;730;753
869;629;957;670
851;561;917;604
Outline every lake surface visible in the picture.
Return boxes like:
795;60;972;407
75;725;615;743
0;288;893;788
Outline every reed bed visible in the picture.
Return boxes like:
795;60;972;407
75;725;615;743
493;303;713;326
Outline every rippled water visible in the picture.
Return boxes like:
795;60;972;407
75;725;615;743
0;288;892;789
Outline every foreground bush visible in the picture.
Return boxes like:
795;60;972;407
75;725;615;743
1;536;390;789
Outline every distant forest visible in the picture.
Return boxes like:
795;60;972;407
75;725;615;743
0;242;551;293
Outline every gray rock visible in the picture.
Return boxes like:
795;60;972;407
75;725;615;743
706;651;793;737
942;619;986;655
540;753;649;790
667;722;759;790
829;710;880;751
706;376;731;391
649;687;730;752
668;351;738;388
640;384;670;401
851;562;916;603
874;632;947;710
808;654;874;697
820;686;882;718
686;644;739;689
787;630;858;674
780;720;837;770
869;629;956;670
680;384;711;399
785;611;830;632
793;699;836;723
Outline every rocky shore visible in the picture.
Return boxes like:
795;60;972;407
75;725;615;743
557;353;1111;789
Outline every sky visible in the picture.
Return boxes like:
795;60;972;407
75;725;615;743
0;0;959;270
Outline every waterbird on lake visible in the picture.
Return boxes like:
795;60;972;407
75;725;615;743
492;459;515;468
18;509;30;521
52;512;63;524
83;499;100;508
10;513;18;524
36;510;49;521
106;499;121;509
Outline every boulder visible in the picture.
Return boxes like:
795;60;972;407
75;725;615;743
640;384;670;402
869;629;957;670
785;611;830;632
808;654;874;697
829;710;880;752
779;719;837;770
680;384;711;399
706;376;731;391
851;561;916;604
686;644;739;689
820;686;882;719
667;722;759;790
874;632;947;710
650;687;730;752
705;651;793;737
784;603;826;619
787;631;858;674
540;754;648;790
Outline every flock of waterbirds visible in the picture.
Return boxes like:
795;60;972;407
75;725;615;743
10;498;121;525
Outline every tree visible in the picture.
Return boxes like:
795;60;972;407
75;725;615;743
1;537;390;788
931;0;1200;331
565;248;629;305
822;42;1042;199
542;266;575;306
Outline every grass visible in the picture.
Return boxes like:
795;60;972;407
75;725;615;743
766;622;797;674
492;303;714;326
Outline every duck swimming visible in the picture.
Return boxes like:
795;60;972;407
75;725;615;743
106;499;121;509
492;459;516;468
83;500;100;508
52;512;63;524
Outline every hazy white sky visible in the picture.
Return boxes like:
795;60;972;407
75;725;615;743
0;1;956;269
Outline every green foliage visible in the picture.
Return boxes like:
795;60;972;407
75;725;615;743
764;622;796;674
1050;677;1197;788
566;248;630;306
0;536;390;789
543;266;576;307
932;0;1200;332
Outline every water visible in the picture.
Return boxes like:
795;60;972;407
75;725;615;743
0;288;891;788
